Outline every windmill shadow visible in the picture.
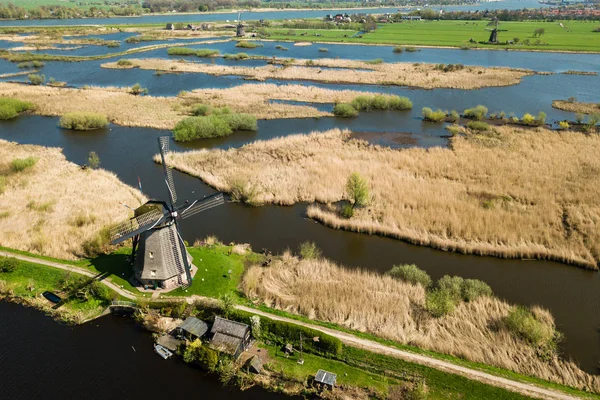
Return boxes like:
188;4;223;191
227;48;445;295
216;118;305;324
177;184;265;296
51;271;112;310
87;252;132;283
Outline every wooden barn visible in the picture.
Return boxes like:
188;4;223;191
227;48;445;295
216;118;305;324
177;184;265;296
208;316;251;359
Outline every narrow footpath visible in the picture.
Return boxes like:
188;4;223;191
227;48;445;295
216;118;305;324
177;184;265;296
0;250;582;400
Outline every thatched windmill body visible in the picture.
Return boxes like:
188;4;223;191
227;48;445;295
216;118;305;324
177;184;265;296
486;18;507;44
110;136;224;290
236;12;245;37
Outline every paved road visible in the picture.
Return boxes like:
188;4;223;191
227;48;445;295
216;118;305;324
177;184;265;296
0;250;581;400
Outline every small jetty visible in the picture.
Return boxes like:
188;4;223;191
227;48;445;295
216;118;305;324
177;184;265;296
154;344;173;360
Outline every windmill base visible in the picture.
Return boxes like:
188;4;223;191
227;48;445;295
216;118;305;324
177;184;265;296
133;263;198;293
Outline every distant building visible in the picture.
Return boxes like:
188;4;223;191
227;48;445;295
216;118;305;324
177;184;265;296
166;23;174;30
175;317;209;341
208;316;251;359
314;369;337;390
401;15;422;20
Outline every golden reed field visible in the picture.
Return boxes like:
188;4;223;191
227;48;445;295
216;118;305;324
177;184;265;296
164;126;600;269
242;253;600;392
102;57;531;89
0;140;145;259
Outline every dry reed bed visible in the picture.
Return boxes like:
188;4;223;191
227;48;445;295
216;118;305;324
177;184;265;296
0;82;372;127
0;140;145;260
242;254;600;392
165;127;600;269
102;57;530;90
552;100;600;115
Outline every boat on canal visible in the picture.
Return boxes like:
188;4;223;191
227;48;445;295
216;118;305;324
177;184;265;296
154;343;173;359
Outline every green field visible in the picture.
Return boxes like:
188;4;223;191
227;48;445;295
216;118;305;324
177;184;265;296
264;20;600;52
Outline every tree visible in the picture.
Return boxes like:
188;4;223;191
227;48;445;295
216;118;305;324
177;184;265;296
345;172;369;208
533;28;545;37
87;151;100;169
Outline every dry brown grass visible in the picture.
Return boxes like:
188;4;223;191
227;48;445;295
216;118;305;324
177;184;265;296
165;126;600;269
552;100;600;115
103;57;530;89
0;82;374;127
0;140;145;260
242;253;600;392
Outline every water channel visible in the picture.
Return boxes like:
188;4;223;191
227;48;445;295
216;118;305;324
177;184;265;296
0;301;292;400
0;29;598;377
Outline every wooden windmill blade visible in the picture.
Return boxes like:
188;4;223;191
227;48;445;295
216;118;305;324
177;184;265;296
178;193;225;220
109;208;165;245
157;136;177;207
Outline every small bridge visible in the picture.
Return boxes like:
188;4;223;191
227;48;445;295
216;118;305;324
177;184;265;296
109;300;138;314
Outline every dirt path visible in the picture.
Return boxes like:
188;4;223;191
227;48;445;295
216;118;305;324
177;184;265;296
0;250;581;400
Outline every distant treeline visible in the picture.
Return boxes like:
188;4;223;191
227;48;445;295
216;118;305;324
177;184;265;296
407;8;600;21
0;3;142;19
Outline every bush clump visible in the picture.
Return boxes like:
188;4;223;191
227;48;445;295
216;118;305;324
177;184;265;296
130;83;148;96
421;107;446;122
505;306;556;348
192;104;211;116
235;41;262;48
0;257;19;273
393;46;403;53
426;289;456;317
350;95;412;112
467;121;490;131
463;105;488;120
437;275;493;302
59;112;109;131
333;103;358;118
183;339;219;372
388;264;432;288
11;157;38;172
167;47;198;56
28;73;45;85
173;112;257;141
0;98;34;120
196;49;220;57
224;53;249;60
299;241;321;259
117;59;134;66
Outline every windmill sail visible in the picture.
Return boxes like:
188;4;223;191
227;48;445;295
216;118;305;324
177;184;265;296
179;193;225;220
110;208;164;245
158;136;177;206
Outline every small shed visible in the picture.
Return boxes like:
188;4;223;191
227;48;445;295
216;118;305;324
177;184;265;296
314;369;337;390
175;317;209;341
247;355;263;373
166;23;174;30
209;316;251;359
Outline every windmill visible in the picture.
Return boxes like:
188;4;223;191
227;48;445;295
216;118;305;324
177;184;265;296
485;18;507;44
236;12;245;37
109;136;224;291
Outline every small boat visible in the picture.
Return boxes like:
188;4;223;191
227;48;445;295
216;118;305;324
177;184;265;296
154;344;173;360
42;291;62;304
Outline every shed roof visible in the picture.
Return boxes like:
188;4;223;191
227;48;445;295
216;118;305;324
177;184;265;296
210;332;242;355
211;316;249;339
178;317;209;338
315;369;337;386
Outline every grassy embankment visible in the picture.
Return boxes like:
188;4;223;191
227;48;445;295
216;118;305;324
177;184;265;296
0;81;386;127
163;125;600;270
102;56;530;89
261;20;600;52
553;99;600;115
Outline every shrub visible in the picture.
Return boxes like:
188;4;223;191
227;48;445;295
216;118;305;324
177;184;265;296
299;241;321;259
505;306;555;348
535;111;547;125
130;83;148;96
521;113;535;125
421;107;446;122
192;104;212;116
333;103;358;118
558;121;569;129
219;113;258;131
183;339;219;372
224;53;249;60
228;177;259;205
388;264;432;288
447;110;459;123
87;151;100;169
173;115;233;141
117;59;133;66
59;112;109;131
405;46;418;52
0;257;18;273
0;98;34;120
11;157;38;172
167;47;197;56
463;105;488;120
196;49;220;57
462;279;493;302
387;96;413;110
235;41;262;48
28;74;45;85
575;113;585;124
366;58;384;65
0;105;17;120
318;47;328;52
346;172;369;207
426;289;456;317
275;45;288;51
393;46;403;53
467;121;490;131
437;275;464;300
341;203;354;218
350;95;411;112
